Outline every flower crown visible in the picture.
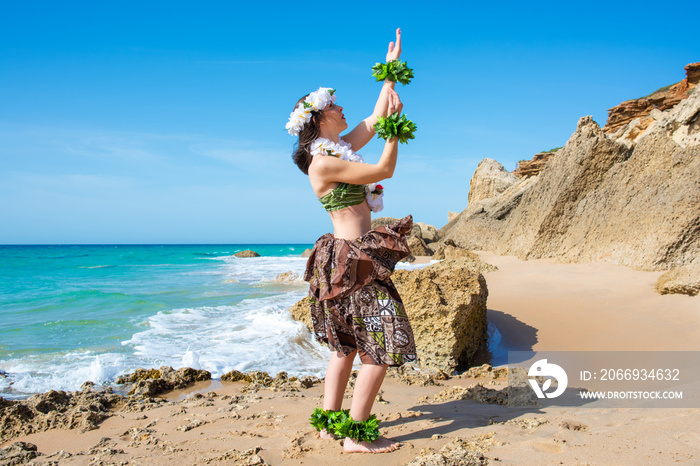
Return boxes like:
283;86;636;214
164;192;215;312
285;87;336;136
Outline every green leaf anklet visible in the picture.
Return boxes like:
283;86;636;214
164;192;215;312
371;60;414;85
374;112;417;144
310;408;381;443
334;414;381;443
310;407;350;432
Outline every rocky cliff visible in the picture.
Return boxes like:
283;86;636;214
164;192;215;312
604;62;699;133
441;79;700;275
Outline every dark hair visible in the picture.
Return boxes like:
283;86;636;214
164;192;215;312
291;95;323;175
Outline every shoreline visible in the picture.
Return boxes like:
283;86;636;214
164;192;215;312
2;251;698;464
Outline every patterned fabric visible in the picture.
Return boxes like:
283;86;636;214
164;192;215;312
318;182;367;212
303;215;417;366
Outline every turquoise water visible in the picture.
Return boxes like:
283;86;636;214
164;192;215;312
0;244;325;398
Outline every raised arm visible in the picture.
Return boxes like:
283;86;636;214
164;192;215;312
342;28;402;150
310;91;403;186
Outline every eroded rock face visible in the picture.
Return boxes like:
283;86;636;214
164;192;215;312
443;86;700;273
656;262;700;296
288;261;488;372
431;242;498;273
514;150;559;178
440;176;540;252
468;158;519;204
604;62;699;134
0;385;122;441
407;235;434;256
392;260;488;372
116;366;211;397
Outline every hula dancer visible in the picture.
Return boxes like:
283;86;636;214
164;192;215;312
285;28;418;453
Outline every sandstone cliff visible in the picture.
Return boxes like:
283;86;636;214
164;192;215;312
441;83;700;274
604;62;699;133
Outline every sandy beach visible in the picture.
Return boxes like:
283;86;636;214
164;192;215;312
2;253;698;465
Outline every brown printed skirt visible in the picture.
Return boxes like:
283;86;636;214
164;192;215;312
303;215;417;366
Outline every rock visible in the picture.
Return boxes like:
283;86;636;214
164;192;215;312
442;84;700;272
514;150;559;178
407;236;433;256
604;62;699;133
412;222;440;243
288;297;312;330
301;248;313;258
0;442;41;465
0;386;122;441
440;175;539;251
468;158;519;204
447;211;459;223
655;262;700;296
287;261;488;372
273;271;302;283
234;250;260;258
116;366;211;397
408;434;497;465
430;241;498;273
392;260;488;372
370;217;400;229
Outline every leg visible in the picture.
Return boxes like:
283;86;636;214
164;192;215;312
344;362;399;453
323;350;356;411
319;350;356;440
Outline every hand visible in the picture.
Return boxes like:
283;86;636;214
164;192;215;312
387;87;403;115
385;28;402;62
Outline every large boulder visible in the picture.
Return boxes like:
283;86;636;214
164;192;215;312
287;261;488;373
468;158;519;204
393;260;488;372
431;241;498;273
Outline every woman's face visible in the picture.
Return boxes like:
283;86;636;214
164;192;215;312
320;102;348;133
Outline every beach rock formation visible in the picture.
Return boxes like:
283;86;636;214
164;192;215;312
514;150;559;178
288;260;488;372
441;81;700;276
0;442;42;464
468;158;519;203
413;222;440;244
0;384;122;441
407;235;434;256
392;260;488;372
234;250;260;258
431;241;498;273
655;262;700;296
274;271;303;283
604;62;699;133
301;248;312;258
116;366;211;397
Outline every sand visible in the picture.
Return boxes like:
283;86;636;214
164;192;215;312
2;253;698;465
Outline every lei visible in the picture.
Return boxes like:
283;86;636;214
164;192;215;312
310;137;384;213
285;87;336;136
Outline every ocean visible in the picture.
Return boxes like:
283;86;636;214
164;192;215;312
0;244;430;400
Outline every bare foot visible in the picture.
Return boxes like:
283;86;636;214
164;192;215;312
343;436;400;453
319;428;338;440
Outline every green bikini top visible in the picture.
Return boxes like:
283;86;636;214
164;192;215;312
318;182;366;211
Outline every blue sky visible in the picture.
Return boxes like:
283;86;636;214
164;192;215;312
1;1;698;244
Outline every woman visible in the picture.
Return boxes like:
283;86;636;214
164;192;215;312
287;29;416;454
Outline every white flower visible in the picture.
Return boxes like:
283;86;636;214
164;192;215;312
286;87;336;136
